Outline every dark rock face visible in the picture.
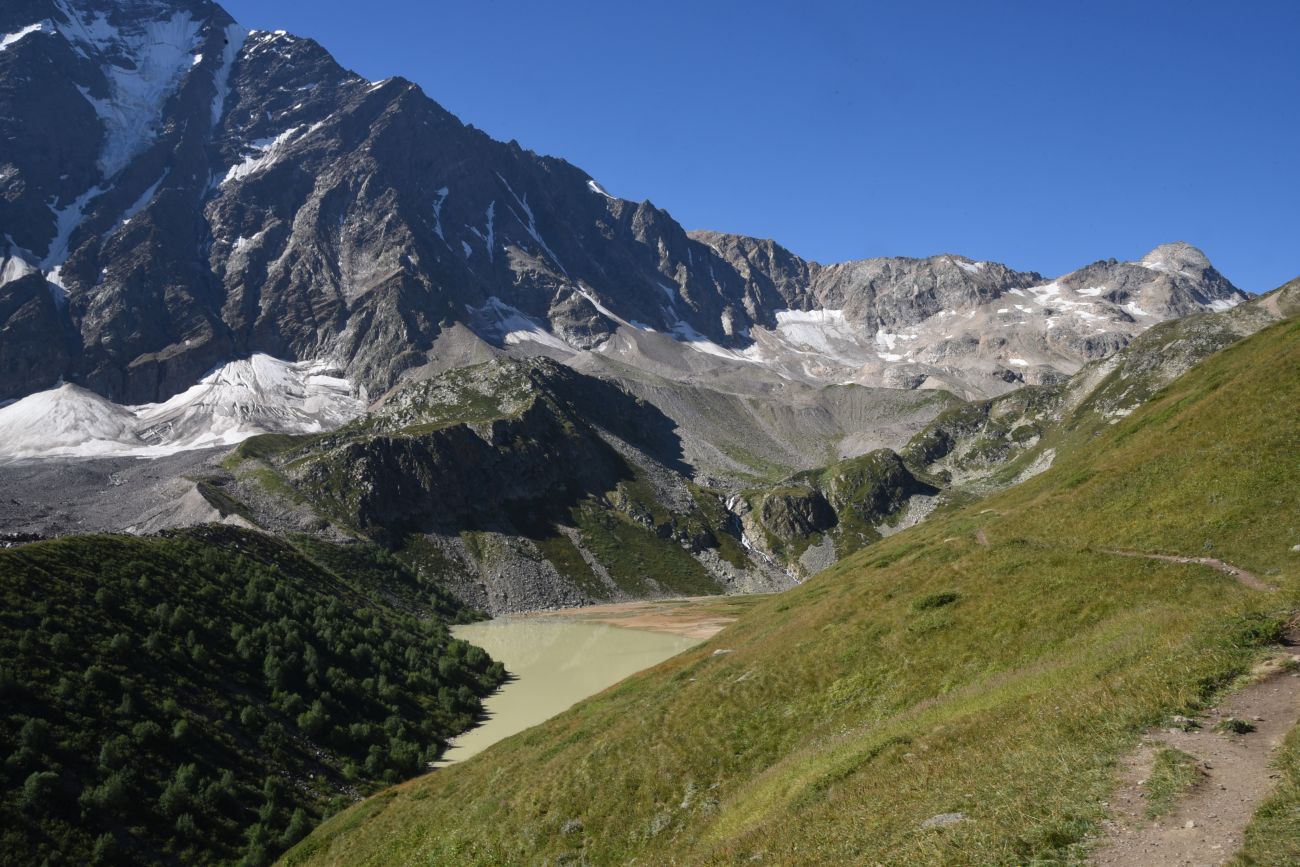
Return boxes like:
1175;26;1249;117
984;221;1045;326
736;447;941;577
256;357;682;540
0;0;1250;406
758;488;837;539
297;397;631;540
0;273;72;397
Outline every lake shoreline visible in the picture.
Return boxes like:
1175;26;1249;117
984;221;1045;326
509;593;772;639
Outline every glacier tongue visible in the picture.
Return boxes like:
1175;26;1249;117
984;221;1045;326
0;355;365;462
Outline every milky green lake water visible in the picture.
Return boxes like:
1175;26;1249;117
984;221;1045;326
441;618;702;764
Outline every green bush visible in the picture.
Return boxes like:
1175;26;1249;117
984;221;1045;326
19;771;59;811
913;591;961;611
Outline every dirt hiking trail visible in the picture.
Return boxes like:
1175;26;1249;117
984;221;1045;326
1090;636;1300;866
1101;549;1274;592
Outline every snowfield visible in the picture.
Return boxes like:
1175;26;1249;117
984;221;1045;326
0;356;365;461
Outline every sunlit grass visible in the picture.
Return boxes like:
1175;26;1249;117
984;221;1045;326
1144;746;1202;818
287;318;1298;866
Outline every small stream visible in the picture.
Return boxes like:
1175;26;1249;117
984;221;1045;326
440;617;702;764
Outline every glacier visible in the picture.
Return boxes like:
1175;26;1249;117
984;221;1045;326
0;356;364;461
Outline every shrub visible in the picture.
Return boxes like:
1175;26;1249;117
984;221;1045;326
91;832;119;865
20;771;59;811
132;720;164;746
19;718;50;750
280;807;311;847
913;591;961;611
1226;612;1286;648
108;633;132;657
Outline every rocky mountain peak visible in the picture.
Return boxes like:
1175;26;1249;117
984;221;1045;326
0;0;1256;415
1139;241;1214;276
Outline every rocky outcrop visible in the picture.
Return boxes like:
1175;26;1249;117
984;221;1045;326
0;272;73;398
737;448;938;577
296;394;631;539
757;488;836;541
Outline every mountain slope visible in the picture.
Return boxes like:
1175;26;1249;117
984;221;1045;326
0;0;1246;411
900;278;1299;494
286;310;1298;865
207;358;793;613
717;282;1298;577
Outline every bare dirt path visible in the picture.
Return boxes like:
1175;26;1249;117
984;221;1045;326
1090;645;1300;866
1101;549;1274;592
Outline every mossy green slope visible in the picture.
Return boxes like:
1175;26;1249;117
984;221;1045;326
0;528;504;866
739;449;939;573
287;315;1298;865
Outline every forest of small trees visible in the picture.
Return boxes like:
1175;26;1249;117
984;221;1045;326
0;526;504;865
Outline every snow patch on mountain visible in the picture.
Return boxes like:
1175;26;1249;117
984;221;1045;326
771;309;856;356
0;249;38;289
499;175;565;274
668;321;749;360
39;184;109;305
1206;297;1243;312
231;229;268;253
43;185;105;267
56;3;205;178
467;203;498;263
222;125;319;185
119;171;168;226
577;287;633;328
431;187;449;242
469;297;572;353
0;356;364;461
1;21;56;52
210;22;247;126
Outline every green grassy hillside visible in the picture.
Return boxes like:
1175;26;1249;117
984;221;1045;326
286;315;1299;865
0;528;504;866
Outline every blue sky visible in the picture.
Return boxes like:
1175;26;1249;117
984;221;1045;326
220;0;1299;292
